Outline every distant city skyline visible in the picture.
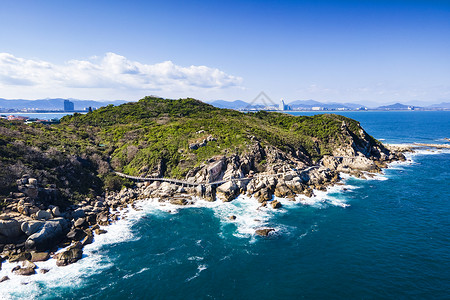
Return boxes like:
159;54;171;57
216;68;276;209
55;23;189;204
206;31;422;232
0;0;449;105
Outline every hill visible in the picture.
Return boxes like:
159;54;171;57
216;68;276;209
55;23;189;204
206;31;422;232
0;96;396;204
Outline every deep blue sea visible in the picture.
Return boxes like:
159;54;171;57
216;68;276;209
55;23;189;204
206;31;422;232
1;111;449;299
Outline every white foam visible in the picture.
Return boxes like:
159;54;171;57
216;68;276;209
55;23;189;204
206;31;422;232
185;264;208;282
0;206;139;299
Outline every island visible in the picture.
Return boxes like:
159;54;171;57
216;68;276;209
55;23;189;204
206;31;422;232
0;97;405;279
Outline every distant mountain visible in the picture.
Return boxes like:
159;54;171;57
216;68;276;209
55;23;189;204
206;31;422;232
209;100;252;109
428;102;450;109
377;103;411;110
0;98;128;111
288;100;365;110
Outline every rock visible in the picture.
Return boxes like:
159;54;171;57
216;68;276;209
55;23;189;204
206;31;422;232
8;252;31;262
216;181;239;202
14;267;35;276
52;206;61;217
74;218;86;228
36;210;52;221
11;265;21;272
40;269;49;274
71;209;86;219
0;219;23;238
96;212;109;226
22;260;36;269
56;246;83;267
229;215;237;220
30;252;50;262
25;218;69;250
95;228;107;235
66;228;86;241
24;186;38;199
170;198;188;205
255;228;275;236
271;200;282;209
0;276;9;282
274;183;294;198
28;178;38;186
81;231;93;246
21;220;45;236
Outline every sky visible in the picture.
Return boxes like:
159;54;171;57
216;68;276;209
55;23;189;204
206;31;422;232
0;0;449;106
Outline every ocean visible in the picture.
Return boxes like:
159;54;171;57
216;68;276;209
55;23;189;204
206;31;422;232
1;111;449;299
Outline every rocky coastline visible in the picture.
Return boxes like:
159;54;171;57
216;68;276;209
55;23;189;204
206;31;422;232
0;130;407;281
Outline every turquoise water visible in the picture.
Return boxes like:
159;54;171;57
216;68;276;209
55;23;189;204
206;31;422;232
1;111;449;299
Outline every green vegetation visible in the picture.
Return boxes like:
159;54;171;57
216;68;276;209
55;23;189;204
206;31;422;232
0;96;375;203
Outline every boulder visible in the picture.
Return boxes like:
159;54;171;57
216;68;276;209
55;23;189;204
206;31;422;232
56;245;83;267
228;215;236;220
66;228;86;241
8;252;31;262
28;178;38;186
81;232;93;246
95;228;107;235
36;210;52;221
21;220;45;236
52;206;61;217
14;267;35;276
25;218;69;250
0;219;23;238
40;269;49;274
271;200;282;209
0;276;9;282
96;212;109;226
22;260;36;269
74;218;86;228
255;228;275;236
216;181;239;202
30;251;50;262
274;183;294;198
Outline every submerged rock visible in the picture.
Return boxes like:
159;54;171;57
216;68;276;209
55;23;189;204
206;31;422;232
255;228;275;236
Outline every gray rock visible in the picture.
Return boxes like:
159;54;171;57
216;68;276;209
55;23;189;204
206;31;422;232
28;178;38;186
56;246;83;267
0;219;23;238
36;210;52;221
52;206;61;217
25;218;69;250
0;275;9;282
21;220;45;236
74;218;86;228
14;267;35;276
30;252;50;262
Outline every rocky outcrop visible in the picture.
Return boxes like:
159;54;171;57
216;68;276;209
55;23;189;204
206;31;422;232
255;228;275;236
55;243;83;267
25;218;70;250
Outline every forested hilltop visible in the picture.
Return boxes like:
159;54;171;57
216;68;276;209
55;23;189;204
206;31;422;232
1;96;386;206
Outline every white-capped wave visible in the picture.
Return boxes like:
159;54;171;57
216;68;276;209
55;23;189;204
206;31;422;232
0;206;138;299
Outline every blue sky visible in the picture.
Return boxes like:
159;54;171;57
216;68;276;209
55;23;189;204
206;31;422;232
0;0;449;105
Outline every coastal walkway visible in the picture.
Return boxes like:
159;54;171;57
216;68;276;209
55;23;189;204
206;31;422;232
114;166;318;187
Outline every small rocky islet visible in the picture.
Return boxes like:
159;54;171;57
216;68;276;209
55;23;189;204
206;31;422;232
0;97;406;279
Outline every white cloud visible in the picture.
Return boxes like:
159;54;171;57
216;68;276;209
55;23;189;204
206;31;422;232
0;52;243;100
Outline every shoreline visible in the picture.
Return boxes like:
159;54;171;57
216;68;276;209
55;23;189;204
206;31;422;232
5;141;449;283
1;144;446;293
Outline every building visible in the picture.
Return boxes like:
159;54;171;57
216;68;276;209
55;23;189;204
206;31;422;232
279;99;290;111
64;100;74;111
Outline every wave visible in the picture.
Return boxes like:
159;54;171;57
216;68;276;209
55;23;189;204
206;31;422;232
0;207;139;300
